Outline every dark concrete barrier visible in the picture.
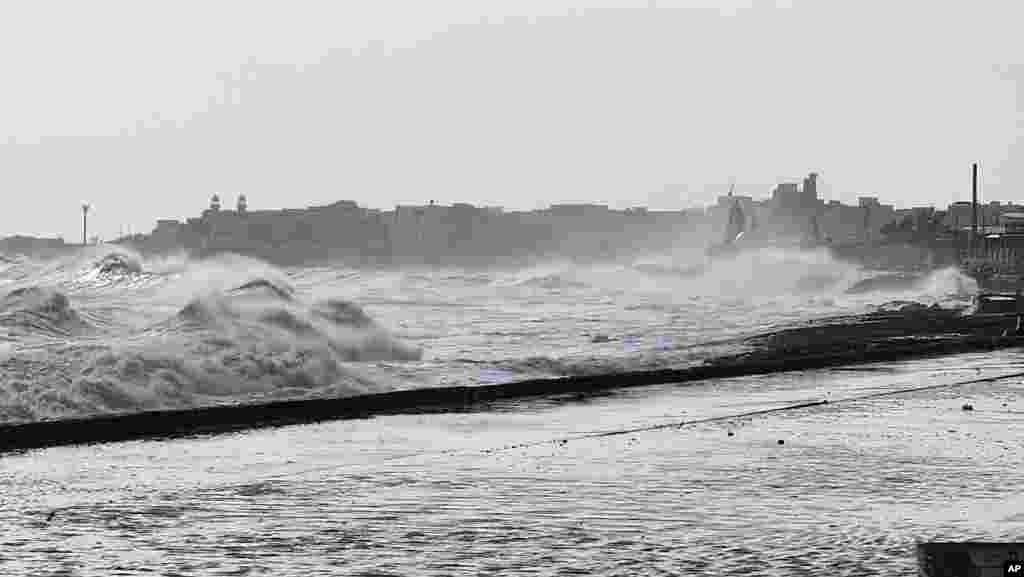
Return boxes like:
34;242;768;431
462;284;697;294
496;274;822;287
1;320;1022;455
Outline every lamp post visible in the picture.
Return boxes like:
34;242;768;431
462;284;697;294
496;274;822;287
82;203;90;246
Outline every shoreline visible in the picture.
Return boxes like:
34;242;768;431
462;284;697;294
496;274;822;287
1;311;1022;454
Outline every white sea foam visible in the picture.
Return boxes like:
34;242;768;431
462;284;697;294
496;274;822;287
0;247;979;422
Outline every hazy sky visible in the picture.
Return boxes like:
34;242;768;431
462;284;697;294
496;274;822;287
0;0;1022;240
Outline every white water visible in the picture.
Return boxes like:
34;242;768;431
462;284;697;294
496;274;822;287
0;245;977;422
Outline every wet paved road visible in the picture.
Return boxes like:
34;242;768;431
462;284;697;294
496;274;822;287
2;351;1022;576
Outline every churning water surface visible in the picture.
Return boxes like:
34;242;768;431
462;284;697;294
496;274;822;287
0;244;977;422
0;245;1014;576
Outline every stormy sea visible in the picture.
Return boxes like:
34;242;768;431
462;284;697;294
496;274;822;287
1;245;1022;575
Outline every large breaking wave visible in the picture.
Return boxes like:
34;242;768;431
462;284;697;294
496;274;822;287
0;244;980;423
0;249;423;422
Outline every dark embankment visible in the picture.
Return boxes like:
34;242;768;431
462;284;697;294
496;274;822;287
2;310;1023;454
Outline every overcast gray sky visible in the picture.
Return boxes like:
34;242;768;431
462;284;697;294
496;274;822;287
0;0;1021;240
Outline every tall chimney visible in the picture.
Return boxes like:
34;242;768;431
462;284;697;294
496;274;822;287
971;162;978;258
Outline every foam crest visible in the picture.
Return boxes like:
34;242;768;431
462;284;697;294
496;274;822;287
0;343;401;423
513;271;590;290
95;250;144;275
173;272;422;363
155;253;294;302
0;286;91;336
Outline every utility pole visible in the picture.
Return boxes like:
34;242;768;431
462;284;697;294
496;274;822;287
82;203;90;246
970;163;978;260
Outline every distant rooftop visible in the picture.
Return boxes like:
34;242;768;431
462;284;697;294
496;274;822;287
548;203;610;210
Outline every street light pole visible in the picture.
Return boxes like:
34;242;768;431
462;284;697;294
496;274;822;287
82;203;90;246
970;162;978;259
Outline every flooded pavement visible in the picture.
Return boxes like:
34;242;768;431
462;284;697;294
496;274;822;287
2;350;1022;576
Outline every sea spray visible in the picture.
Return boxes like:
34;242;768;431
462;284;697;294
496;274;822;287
0;255;423;423
174;278;423;363
0;286;92;336
0;246;981;424
0;320;416;423
916;266;978;300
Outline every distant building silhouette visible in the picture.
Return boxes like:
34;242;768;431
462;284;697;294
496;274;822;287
126;194;702;266
1003;212;1024;234
767;173;823;240
803;172;819;205
122;171;1022;268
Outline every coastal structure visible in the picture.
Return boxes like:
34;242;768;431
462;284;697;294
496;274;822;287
945;201;974;231
765;173;823;241
709;192;755;234
701;172;974;270
946;201;1024;232
1003;212;1024;233
388;201;525;265
816;196;896;244
706;172;900;247
109;168;1019;270
954;163;1024;291
0;236;67;257
964;211;1024;287
126;194;707;266
139;195;393;264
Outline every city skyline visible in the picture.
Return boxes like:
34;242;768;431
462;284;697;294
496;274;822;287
4;171;1022;244
1;0;1022;240
31;180;1024;247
